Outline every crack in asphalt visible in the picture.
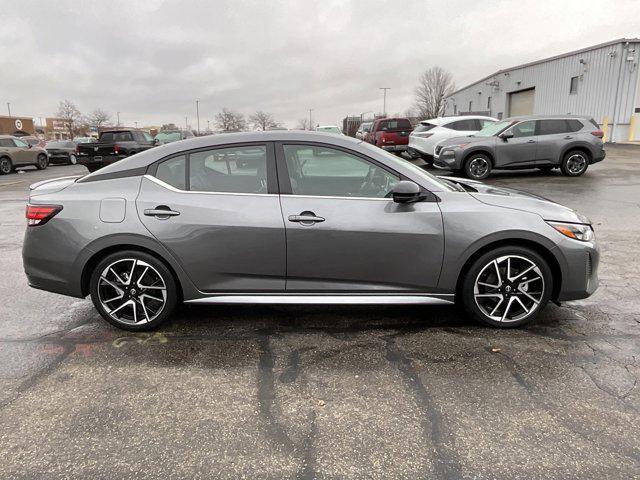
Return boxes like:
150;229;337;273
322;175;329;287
384;333;462;479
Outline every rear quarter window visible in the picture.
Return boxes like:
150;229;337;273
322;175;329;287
413;123;436;133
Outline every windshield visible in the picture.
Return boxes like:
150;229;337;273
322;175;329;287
358;142;456;192
474;120;514;137
155;132;182;143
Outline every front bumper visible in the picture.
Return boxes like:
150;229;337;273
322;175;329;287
554;237;600;302
433;148;462;170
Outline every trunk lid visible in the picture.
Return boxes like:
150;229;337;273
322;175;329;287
29;176;81;198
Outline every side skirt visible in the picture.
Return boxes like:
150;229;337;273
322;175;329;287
184;294;455;305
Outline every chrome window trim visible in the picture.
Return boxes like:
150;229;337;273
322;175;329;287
283;193;392;202
144;174;277;197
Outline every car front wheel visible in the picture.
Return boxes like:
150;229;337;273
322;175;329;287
35;154;48;170
90;251;178;331
460;246;553;328
464;154;492;180
68;154;77;165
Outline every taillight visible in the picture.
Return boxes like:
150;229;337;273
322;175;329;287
75;144;80;155
590;130;604;138
114;144;120;154
25;204;62;226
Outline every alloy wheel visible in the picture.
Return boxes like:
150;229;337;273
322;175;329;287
97;258;167;325
0;158;11;174
38;156;48;168
473;255;545;323
468;157;489;178
566;154;586;174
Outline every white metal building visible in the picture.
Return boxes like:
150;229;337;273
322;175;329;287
443;38;640;142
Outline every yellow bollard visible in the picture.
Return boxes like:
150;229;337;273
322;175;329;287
602;116;609;143
630;114;636;142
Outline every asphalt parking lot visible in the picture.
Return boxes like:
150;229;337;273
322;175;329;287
1;147;639;479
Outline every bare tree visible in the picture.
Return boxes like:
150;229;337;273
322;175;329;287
413;67;456;120
249;110;279;131
296;118;310;130
56;100;83;139
215;108;247;132
87;109;112;130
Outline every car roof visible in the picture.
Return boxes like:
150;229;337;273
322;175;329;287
0;135;18;139
80;130;446;193
420;115;497;125
317;125;340;129
503;114;592;122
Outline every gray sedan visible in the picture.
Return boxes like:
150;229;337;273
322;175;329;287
22;131;599;331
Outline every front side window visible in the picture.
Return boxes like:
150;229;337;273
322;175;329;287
156;155;186;190
13;138;28;148
283;144;399;198
510;120;536;138
189;145;267;194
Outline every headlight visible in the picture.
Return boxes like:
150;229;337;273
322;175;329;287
445;143;469;150
546;221;595;242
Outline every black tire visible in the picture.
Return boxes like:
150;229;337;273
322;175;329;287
560;150;589;177
35;154;48;170
464;153;492;180
68;154;78;165
0;157;12;175
90;250;178;331
86;164;102;173
460;246;553;328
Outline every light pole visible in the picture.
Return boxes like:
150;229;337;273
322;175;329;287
116;112;120;126
185;116;188;131
308;109;313;130
6;102;11;117
195;100;200;135
134;121;138;129
379;88;390;116
207;119;210;132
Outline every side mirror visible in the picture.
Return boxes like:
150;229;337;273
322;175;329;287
28;143;33;149
153;138;160;145
392;181;424;203
499;131;514;140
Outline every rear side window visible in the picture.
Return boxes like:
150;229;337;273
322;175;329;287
413;123;436;133
537;119;572;135
156;155;186;190
0;139;14;147
445;119;477;131
566;120;584;132
189;145;267;194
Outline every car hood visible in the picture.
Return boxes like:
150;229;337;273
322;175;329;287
444;177;591;224
438;135;492;148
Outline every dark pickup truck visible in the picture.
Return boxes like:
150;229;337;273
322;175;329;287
76;129;158;172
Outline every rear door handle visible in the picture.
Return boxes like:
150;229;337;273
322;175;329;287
564;136;574;140
288;211;325;224
144;206;180;218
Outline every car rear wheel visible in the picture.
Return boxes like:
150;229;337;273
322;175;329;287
68;154;77;165
460;246;553;328
464;153;492;180
560;150;589;176
35;154;48;170
90;251;178;331
0;157;12;175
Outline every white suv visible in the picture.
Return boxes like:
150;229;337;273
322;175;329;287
408;115;497;164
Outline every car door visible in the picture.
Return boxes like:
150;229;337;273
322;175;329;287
136;143;286;292
276;142;444;292
12;138;34;165
494;120;537;167
534;119;576;166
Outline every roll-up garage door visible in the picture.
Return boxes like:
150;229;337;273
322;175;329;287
508;88;535;117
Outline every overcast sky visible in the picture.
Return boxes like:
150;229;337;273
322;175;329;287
0;0;637;129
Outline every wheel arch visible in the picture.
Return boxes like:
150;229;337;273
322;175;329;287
559;142;592;163
77;235;198;301
454;237;563;303
463;149;495;167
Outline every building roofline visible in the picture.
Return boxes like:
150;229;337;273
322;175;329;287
446;37;640;97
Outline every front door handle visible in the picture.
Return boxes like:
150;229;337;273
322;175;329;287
564;136;574;140
144;206;180;218
288;211;325;225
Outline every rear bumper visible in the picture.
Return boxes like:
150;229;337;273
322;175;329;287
48;154;71;164
77;155;125;167
381;144;408;152
591;149;606;164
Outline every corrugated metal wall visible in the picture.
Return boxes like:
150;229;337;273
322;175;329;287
444;41;640;141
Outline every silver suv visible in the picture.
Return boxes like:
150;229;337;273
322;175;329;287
434;115;606;180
